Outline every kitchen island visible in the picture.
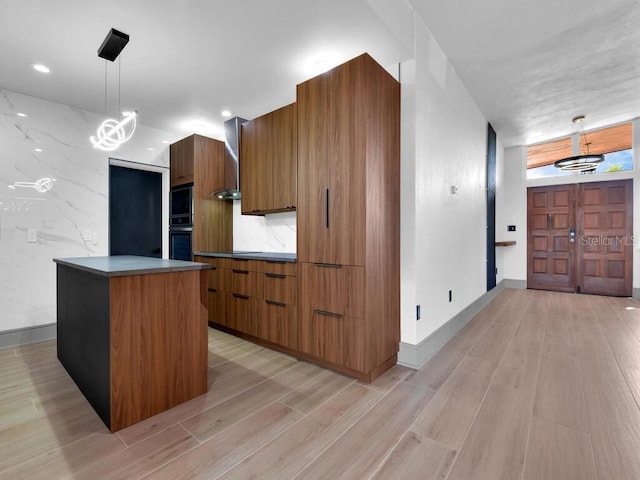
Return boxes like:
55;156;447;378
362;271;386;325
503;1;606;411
53;255;211;432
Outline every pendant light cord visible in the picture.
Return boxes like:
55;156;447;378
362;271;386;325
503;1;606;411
104;60;107;114
118;55;121;116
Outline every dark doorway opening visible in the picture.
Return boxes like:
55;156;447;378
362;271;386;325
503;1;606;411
487;123;497;291
109;164;163;258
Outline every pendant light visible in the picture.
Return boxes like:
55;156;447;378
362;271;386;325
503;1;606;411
554;116;604;173
89;28;138;152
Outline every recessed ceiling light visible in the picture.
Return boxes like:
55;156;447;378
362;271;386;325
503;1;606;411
17;112;28;117
34;148;43;152
147;147;155;151
32;64;50;74
161;140;170;144
572;115;586;124
221;110;232;118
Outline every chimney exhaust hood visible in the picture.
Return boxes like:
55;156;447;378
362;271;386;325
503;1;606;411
212;116;248;200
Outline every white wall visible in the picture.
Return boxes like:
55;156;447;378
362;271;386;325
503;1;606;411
400;12;496;345
498;146;527;282
0;88;176;333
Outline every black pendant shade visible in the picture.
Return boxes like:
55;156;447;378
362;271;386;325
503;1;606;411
97;28;129;62
554;154;604;172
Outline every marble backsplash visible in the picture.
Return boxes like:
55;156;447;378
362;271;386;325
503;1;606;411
0;88;175;332
0;88;297;333
232;201;297;253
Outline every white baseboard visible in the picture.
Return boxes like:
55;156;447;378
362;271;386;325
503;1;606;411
398;280;514;370
0;323;56;349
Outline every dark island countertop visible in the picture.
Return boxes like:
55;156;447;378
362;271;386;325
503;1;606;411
53;255;212;277
193;251;296;263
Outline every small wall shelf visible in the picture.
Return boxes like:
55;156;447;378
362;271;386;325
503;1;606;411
495;241;517;247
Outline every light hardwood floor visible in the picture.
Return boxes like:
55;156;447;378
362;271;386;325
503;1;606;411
2;288;640;479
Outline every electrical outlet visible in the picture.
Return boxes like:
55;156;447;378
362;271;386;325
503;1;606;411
507;225;516;232
92;232;98;245
416;305;421;320
449;290;452;302
82;228;91;241
27;229;37;243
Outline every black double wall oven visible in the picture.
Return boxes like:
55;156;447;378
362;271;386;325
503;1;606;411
169;184;193;261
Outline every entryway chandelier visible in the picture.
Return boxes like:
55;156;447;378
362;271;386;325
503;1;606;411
89;28;138;152
554;116;604;173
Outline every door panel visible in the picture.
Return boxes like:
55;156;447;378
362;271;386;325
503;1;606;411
577;179;632;296
296;70;330;263
527;180;633;296
527;185;576;292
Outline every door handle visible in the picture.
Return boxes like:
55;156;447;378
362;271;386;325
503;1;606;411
569;228;576;244
313;309;343;318
325;188;329;228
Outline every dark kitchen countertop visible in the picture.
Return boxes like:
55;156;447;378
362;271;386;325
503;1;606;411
53;255;212;277
194;251;296;263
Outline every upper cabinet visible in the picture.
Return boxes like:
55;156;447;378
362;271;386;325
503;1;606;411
297;54;400;267
240;103;297;215
170;134;232;253
170;139;194;187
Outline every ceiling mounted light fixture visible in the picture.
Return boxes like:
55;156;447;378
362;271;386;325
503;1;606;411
89;28;137;152
8;177;56;193
554;115;604;173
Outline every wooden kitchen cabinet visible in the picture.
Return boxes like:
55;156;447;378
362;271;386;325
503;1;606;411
296;53;400;381
170;135;232;254
194;255;298;351
240;103;297;215
170;139;194;187
261;266;297;349
194;256;227;326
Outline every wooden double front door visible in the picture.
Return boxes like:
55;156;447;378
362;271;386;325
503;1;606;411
527;179;633;296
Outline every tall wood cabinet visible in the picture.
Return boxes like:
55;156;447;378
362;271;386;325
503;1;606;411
297;53;400;381
240;103;297;215
170;134;232;253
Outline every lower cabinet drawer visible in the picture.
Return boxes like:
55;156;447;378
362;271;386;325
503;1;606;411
298;309;365;372
227;269;262;297
260;300;297;350
207;267;225;291
225;293;259;337
299;263;364;318
207;289;226;326
263;274;296;305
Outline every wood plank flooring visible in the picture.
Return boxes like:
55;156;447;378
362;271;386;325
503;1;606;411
2;288;640;479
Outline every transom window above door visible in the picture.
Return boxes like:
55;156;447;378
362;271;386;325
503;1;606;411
527;122;633;180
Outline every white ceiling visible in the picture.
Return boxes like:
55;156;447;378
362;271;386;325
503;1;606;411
412;0;640;146
1;0;639;147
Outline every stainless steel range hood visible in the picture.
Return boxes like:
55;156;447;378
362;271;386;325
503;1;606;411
212;116;248;200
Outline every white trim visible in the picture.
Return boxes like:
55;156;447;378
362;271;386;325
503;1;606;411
398;281;507;369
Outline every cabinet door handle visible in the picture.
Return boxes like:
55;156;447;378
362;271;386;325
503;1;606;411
265;273;286;279
232;293;249;300
325;188;329;228
266;300;286;307
207;288;217;293
266;260;286;264
232;269;249;274
313;309;343;318
313;262;342;268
